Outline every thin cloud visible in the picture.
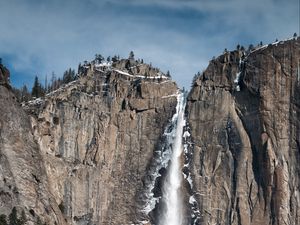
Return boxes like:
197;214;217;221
0;0;298;88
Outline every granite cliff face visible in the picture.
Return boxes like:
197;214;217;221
187;38;300;225
23;59;178;225
0;64;66;224
0;37;299;225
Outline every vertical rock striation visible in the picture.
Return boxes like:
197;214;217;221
24;60;179;225
187;38;300;225
1;37;300;225
0;63;66;225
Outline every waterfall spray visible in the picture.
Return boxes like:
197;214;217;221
159;92;186;225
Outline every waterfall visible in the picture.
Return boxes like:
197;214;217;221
139;91;188;225
159;92;186;225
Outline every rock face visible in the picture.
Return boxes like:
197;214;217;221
187;38;300;225
24;60;178;224
1;38;299;225
0;63;65;225
0;63;11;88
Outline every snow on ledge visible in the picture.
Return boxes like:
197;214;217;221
161;93;178;98
113;69;169;80
26;97;44;105
94;62;112;67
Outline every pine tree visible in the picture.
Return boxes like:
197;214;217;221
36;217;42;225
71;69;75;80
166;70;171;78
31;76;40;98
112;56;118;62
31;76;45;98
78;63;82;74
56;78;62;89
50;72;57;91
248;44;254;51
95;54;104;64
0;214;7;225
9;207;18;225
18;210;26;225
63;68;73;84
44;75;48;93
192;73;199;84
129;51;134;60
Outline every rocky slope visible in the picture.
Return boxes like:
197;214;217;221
0;64;66;224
23;59;179;224
187;37;300;225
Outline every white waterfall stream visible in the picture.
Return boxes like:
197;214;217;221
159;93;186;225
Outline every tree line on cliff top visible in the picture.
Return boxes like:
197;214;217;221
9;51;171;102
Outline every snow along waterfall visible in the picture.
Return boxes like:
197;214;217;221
140;91;190;225
159;92;186;225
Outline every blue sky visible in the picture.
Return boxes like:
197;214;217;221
0;0;299;89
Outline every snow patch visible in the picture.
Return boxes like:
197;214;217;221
95;61;112;68
161;93;178;99
183;144;189;154
183;130;190;138
27;97;44;105
234;58;243;91
189;196;197;204
250;36;297;54
113;69;169;80
250;44;268;53
114;69;133;77
234;72;241;84
46;80;79;97
187;174;193;188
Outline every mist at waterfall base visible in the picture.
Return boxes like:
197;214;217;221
158;93;186;225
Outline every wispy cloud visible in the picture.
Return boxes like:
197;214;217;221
0;0;298;88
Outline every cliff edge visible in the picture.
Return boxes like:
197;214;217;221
0;63;66;225
187;37;300;225
23;59;179;224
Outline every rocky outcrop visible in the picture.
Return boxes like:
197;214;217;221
24;60;178;224
1;37;299;225
0;63;11;88
187;38;300;225
0;64;65;224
